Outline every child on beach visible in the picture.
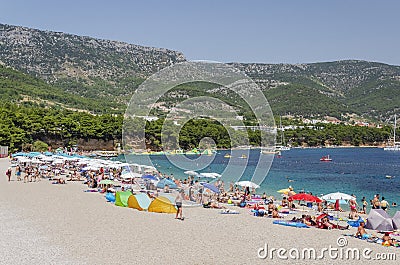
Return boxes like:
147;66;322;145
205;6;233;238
6;167;12;181
355;221;373;239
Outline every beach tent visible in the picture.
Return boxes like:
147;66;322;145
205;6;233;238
106;193;116;203
127;193;152;211
114;191;133;207
365;209;393;231
148;196;177;213
392;211;400;230
156;178;177;189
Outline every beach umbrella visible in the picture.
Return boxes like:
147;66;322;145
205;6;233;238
12;152;28;157
184;170;198;176
156;178;177;189
41;156;54;162
199;172;221;179
288;193;322;203
277;188;290;194
142;175;159;181
321;192;355;201
235;181;260;189
202;183;220;193
82;166;99;171
99;179;117;185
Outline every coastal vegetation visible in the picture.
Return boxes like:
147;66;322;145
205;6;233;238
0;102;392;152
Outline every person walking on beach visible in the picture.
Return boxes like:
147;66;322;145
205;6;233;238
175;189;185;220
6;167;12;182
15;165;21;181
361;196;367;214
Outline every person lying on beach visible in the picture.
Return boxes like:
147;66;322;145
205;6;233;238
320;216;348;230
382;232;394;246
210;201;226;209
301;215;317;226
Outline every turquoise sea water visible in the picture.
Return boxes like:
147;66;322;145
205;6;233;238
116;148;400;215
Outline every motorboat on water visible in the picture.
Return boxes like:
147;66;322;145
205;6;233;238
320;155;332;162
224;154;231;158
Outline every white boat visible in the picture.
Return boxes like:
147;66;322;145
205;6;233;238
94;150;119;157
275;145;291;151
261;117;290;154
384;114;400;151
277;116;291;151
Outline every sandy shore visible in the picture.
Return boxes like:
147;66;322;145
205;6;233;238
0;158;398;265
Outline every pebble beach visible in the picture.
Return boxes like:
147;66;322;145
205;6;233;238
1;158;398;265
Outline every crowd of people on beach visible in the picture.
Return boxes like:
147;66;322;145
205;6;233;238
5;152;400;246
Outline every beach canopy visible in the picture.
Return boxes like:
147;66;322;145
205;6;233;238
202;183;220;193
321;192;355;201
184;170;198;176
106;193;116;202
392;211;400;230
365;209;393;231
128;193;152;211
235;181;260;189
99;179;117;185
288;193;322;203
199;172;221;179
115;191;133;207
148;196;177;213
142;175;158;181
156;178;177;189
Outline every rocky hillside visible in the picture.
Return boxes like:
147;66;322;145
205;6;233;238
1;23;399;121
0;23;185;101
232;61;400;120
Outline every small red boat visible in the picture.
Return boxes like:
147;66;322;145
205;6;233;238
320;155;332;162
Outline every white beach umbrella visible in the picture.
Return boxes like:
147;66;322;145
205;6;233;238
52;159;65;165
17;157;32;163
321;192;355;201
235;181;260;189
184;170;198;176
199;172;221;179
41;156;54;162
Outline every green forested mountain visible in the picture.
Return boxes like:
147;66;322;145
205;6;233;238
232;61;400;120
0;64;120;113
1;23;400;121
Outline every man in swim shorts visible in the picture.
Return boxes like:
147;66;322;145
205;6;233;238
175;189;185;220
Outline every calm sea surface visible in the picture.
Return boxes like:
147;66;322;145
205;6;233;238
116;148;400;214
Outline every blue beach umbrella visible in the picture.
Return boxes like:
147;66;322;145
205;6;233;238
12;152;27;157
202;183;220;193
157;178;177;189
142;175;159;181
27;152;42;158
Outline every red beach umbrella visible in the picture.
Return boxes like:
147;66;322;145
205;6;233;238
288;193;322;203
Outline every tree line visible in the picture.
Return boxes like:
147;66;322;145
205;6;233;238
0;103;392;152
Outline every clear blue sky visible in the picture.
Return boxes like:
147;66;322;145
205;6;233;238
1;0;399;65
